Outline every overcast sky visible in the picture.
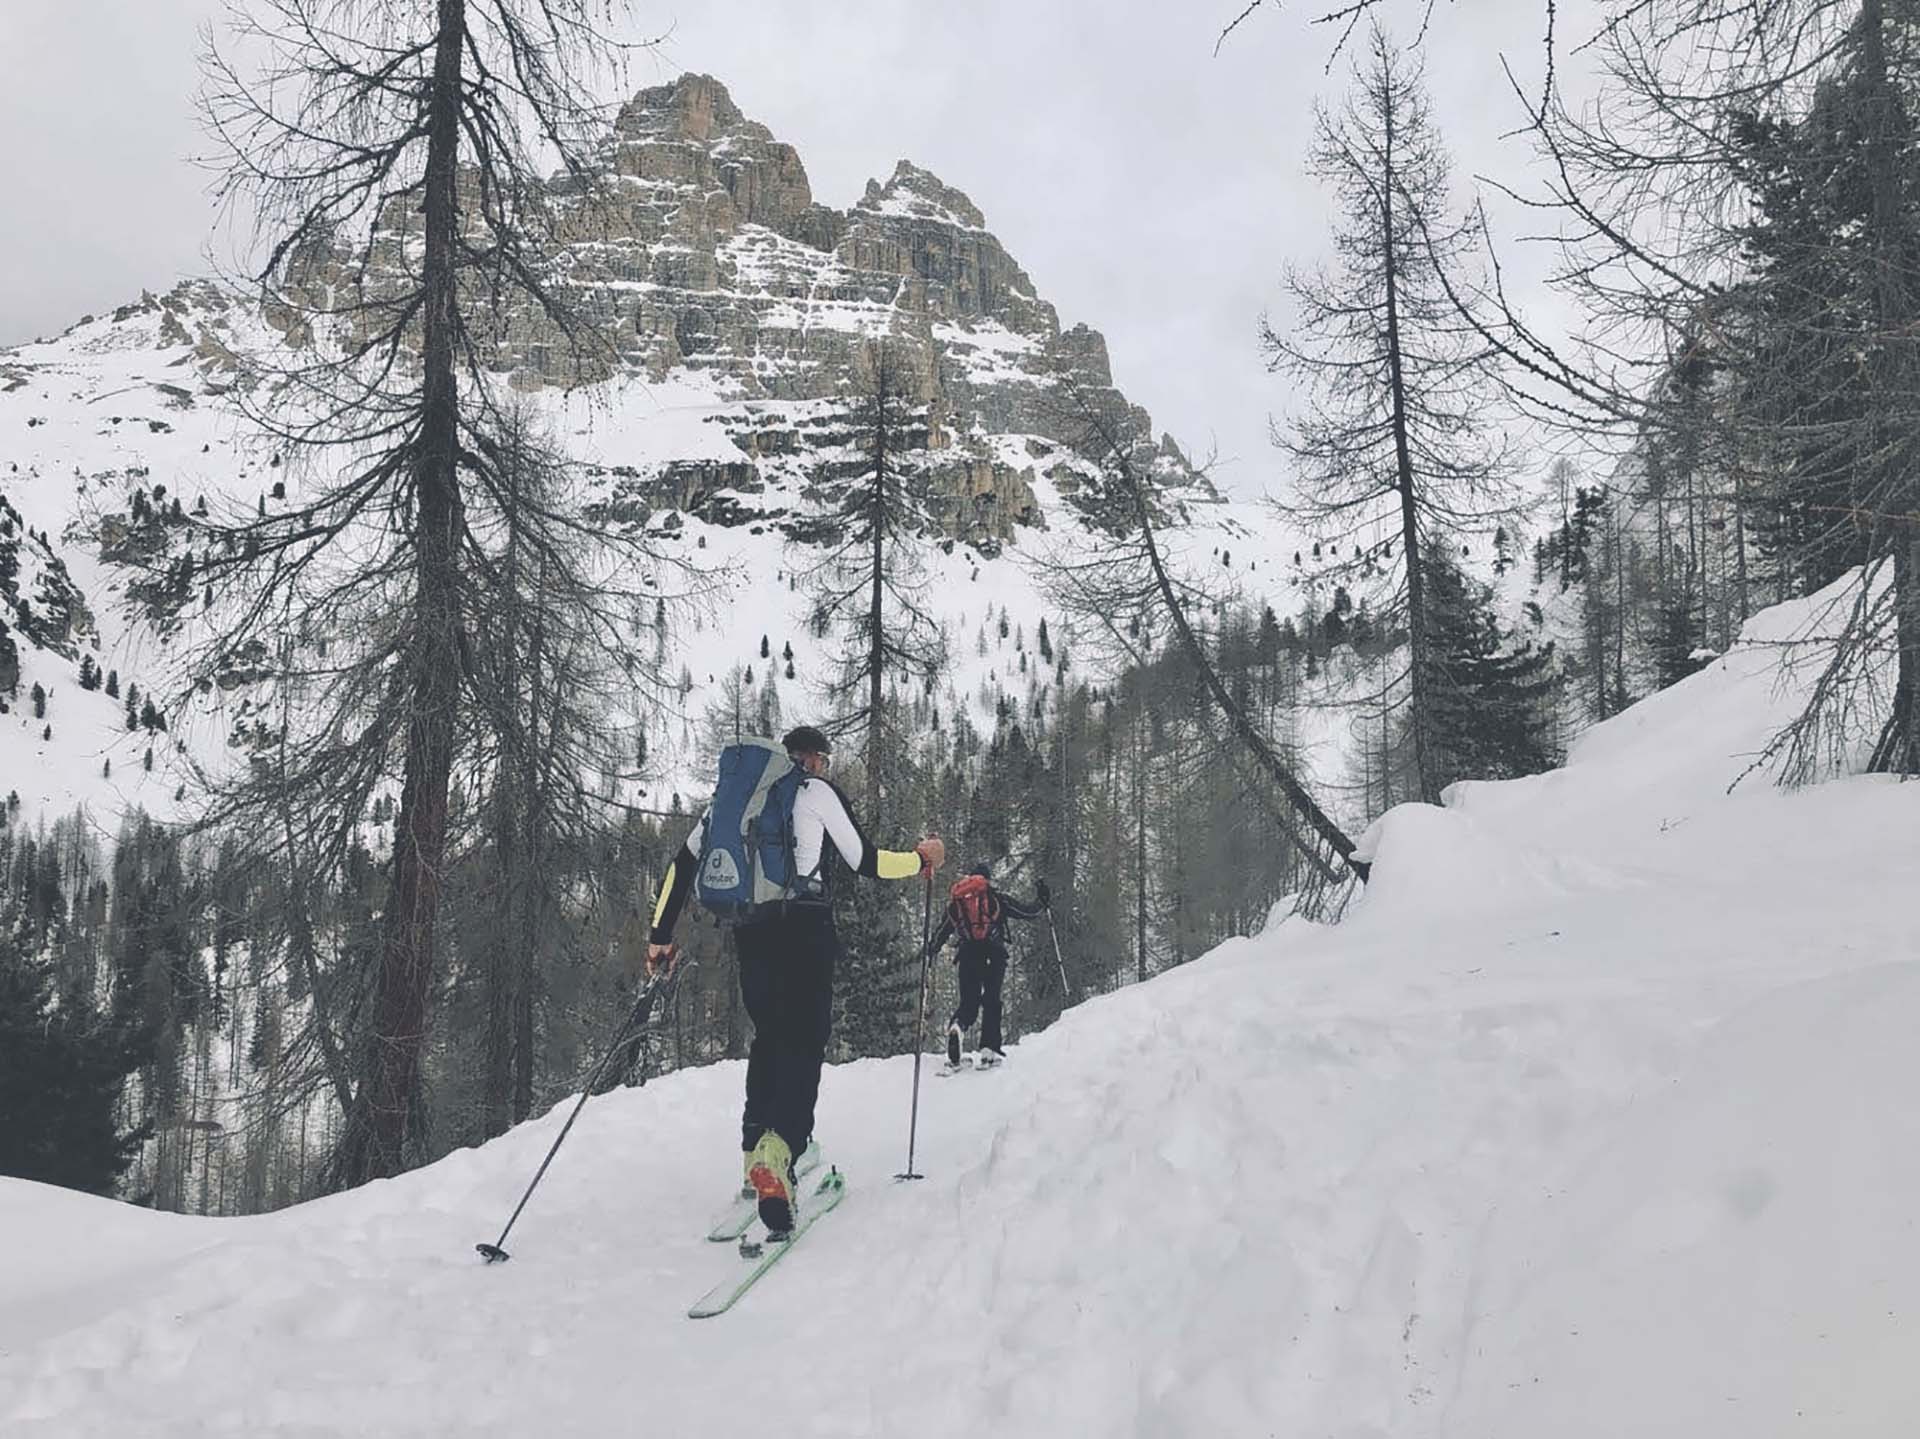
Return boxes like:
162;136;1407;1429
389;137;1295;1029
0;0;1571;499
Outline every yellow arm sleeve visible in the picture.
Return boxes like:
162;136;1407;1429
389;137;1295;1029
875;848;923;881
650;846;697;942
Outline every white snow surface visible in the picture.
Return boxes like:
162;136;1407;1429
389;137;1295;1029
5;586;1919;1436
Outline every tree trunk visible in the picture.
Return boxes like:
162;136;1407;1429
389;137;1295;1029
1613;501;1628;712
1116;458;1360;882
483;773;517;1138
1681;377;1704;654
513;576;548;1123
1886;534;1920;773
482;471;523;1139
1379;85;1435;805
866;360;889;813
338;0;467;1183
1732;467;1751;647
1860;0;1920;774
1133;705;1147;984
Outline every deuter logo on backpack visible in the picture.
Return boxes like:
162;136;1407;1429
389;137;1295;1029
701;850;741;890
949;873;998;941
696;739;813;920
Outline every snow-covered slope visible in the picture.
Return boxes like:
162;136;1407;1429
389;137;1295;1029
0;293;249;820
0;297;1291;823
4;586;1915;1437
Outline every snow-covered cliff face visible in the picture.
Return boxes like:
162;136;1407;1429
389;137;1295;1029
276;72;1206;550
0;72;1294;826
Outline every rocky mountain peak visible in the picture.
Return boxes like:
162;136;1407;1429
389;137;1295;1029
14;73;1199;573
598;71;824;246
468;74;1175;536
612;73;757;146
858;160;988;231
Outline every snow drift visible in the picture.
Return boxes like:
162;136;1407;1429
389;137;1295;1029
4;585;1918;1437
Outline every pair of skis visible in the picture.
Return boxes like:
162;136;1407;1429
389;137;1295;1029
936;1053;1004;1078
688;1145;847;1319
692;1050;1007;1313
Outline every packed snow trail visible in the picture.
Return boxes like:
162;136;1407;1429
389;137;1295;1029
5;588;1920;1437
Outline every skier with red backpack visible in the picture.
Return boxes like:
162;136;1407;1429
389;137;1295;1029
927;863;1050;1069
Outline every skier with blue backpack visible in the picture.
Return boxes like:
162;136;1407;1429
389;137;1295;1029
645;725;944;1236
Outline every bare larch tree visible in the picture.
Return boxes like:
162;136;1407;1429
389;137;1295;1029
1266;26;1519;805
805;339;947;811
1511;0;1920;778
196;0;655;1182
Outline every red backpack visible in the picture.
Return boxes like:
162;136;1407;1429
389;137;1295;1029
949;874;1000;941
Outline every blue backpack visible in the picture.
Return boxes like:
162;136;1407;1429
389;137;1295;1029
696;739;815;921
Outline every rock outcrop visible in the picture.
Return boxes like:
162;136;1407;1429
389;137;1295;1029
67;74;1205;556
274;72;1197;548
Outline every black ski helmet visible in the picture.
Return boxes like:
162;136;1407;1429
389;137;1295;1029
969;862;991;880
782;724;833;758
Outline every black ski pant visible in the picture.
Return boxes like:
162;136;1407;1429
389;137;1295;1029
738;907;838;1159
950;940;1007;1054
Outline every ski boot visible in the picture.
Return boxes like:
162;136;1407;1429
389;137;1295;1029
738;1137;818;1201
746;1131;798;1237
947;1022;963;1069
976;1048;1004;1069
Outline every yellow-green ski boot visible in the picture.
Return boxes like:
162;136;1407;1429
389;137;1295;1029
745;1131;797;1236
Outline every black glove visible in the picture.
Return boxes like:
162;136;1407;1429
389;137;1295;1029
1035;878;1051;908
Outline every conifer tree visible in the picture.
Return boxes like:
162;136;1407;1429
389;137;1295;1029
0;931;150;1196
199;0;658;1183
1420;557;1560;788
1513;0;1920;775
803;340;945;810
1267;26;1519;804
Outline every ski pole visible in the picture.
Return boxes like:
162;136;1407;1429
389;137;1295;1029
895;870;936;1181
1045;907;1072;1001
476;966;672;1263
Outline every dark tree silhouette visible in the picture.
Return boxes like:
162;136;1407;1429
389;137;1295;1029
198;0;662;1183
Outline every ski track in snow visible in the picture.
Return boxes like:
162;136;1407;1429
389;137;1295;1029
5;594;1920;1436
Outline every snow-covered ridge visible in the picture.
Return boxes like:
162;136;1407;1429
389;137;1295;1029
0;287;1295;834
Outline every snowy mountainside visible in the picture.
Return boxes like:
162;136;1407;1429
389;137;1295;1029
3;580;1914;1437
0;74;1320;828
0;290;255;823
